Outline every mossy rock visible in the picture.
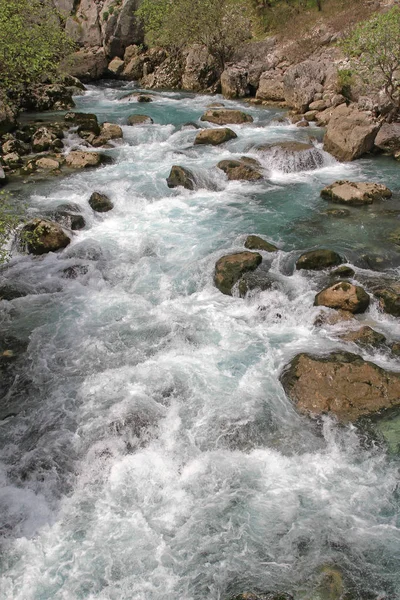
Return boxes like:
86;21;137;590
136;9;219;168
89;192;114;213
296;249;342;271
244;235;278;252
214;251;262;296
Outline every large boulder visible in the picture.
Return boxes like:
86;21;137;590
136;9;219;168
22;219;71;255
244;235;278;252
100;122;123;140
108;57;124;76
374;122;400;155
220;67;249;99
194;128;237;146
323;105;379;161
101;0;143;58
281;351;400;423
65;49;108;82
66;151;102;169
374;287;400;317
320;181;392;206
182;45;220;92
296;249;342;271
214;251;262;296
200;109;253;125
256;71;285;102
283;59;327;112
167;166;195;190
217;158;263;181
314;281;370;314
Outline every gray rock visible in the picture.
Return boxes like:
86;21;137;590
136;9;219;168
89;192;114;212
167;166;195;190
323;104;379;161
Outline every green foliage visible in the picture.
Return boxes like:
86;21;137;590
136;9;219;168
0;191;26;263
337;68;353;99
137;0;252;67
341;7;400;110
103;10;109;21
0;0;75;94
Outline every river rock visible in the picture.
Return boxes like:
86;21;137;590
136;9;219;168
3;153;22;169
121;92;153;103
36;157;61;170
127;114;154;125
340;326;387;348
314;281;370;314
314;309;355;327
374;122;400;155
167;166;195;190
200;109;253;125
244;235;278;252
322;208;351;218
101;123;123;140
374;287;400;317
214;251;262;296
2;139;29;156
323;104;379;161
296;249;342;271
108;57;124;76
281;351;400;422
65;112;100;135
330;265;355;278
54;210;85;230
238;271;273;297
257;141;313;153
22;219;71;255
66;151;102;169
194;128;237;146
217;159;263;181
32;127;58;152
320;181;392;206
89;192;114;213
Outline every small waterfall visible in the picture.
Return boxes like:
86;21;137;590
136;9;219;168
255;141;333;173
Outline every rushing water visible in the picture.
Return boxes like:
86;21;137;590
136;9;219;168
0;83;399;600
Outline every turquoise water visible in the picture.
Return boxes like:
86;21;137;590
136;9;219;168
0;83;399;600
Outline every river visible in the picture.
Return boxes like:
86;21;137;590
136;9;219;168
0;83;399;600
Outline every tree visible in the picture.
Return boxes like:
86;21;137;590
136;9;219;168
137;0;251;68
0;0;74;94
341;7;400;115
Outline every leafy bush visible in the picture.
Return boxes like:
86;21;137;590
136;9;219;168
337;68;353;99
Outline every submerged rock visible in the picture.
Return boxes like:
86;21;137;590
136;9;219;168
314;309;355;327
127;114;154;125
89;192;114;213
339;326;387;348
314;281;370;314
217;158;263;181
238;270;273;297
244;235;278;252
22;219;71;255
53;210;85;230
230;594;294;600
214;251;262;296
281;351;400;422
374;287;400;317
194;128;237;146
320;181;392;206
167;166;195;190
330;265;355;279
296;249;342;271
200;109;253;125
322;208;351;218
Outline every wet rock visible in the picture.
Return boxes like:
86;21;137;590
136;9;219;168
121;92;153;103
66;151;103;169
238;270;273;297
89;192;114;213
2;139;29;156
281;351;400;422
314;566;344;600
244;235;278;252
339;326;387;348
217;159;263;181
194;128;237;146
200;109;253;125
22;219;71;255
296;249;342;271
0;285;28;301
214;251;262;296
62;265;89;279
320;181;392;206
64;239;103;261
32;127;58;153
257;141;313;153
374;287;400;317
314;281;370;314
65;112;100;136
182;122;200;130
3;152;22;169
53;210;85;230
127;114;154;125
36;157;61;170
102;122;123;139
322;208;351;218
167;166;195;190
207;102;225;108
230;594;293;600
374;122;400;155
323;104;379;161
330;265;355;278
314;309;355;327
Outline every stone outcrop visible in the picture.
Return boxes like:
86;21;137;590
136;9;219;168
281;351;400;422
89;192;114;212
66;48;108;81
323;105;379;161
217;158;263;181
214;251;262;296
182;45;220;92
200;109;253;125
256;72;285;102
374;122;400;155
283;59;329;112
22;219;71;255
194;128;237;146
314;281;370;314
167;166;195;190
296;249;342;271
320;181;392;206
244;235;278;252
220;67;249;99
